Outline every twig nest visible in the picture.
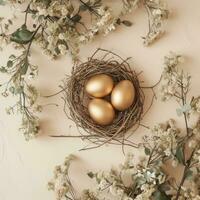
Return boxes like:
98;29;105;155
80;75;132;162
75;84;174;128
63;49;144;144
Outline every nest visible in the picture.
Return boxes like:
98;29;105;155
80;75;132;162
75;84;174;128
62;49;145;149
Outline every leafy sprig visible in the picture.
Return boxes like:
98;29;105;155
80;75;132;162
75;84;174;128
0;24;42;140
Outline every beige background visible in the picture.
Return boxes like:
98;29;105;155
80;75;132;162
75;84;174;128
0;0;200;200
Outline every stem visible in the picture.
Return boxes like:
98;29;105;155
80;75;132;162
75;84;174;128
25;24;42;58
78;0;101;17
180;74;189;136
147;145;156;166
24;0;33;25
174;148;195;200
174;74;193;200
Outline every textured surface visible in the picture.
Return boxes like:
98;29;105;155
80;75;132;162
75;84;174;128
0;1;200;199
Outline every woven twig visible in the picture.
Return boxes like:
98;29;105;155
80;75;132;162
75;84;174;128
60;49;145;149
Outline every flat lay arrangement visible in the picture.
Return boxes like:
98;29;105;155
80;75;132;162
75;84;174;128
0;1;200;200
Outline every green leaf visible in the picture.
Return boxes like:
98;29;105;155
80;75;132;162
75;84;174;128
43;0;51;7
122;20;133;27
8;19;12;25
116;18;121;25
175;146;185;164
11;25;34;44
9;86;15;94
9;54;16;59
7;60;13;68
159;184;171;192
15;86;23;94
0;66;7;73
144;147;151;155
185;169;193;180
0;0;5;5
152;190;171;200
79;4;88;11
20;62;29;75
87;172;94;178
71;14;82;23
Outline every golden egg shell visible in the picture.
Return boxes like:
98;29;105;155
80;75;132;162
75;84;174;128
88;99;115;125
111;80;135;111
85;74;114;98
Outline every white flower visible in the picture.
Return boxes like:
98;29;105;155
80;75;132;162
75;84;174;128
164;148;171;156
58;44;67;55
47;36;54;43
152;9;162;16
58;33;65;40
79;35;87;43
172;160;178;168
98;179;108;190
37;7;48;16
188;140;197;148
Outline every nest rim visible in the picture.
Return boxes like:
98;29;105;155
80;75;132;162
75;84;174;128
63;49;145;146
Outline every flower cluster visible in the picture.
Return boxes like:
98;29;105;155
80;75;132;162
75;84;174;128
0;16;14;50
190;96;200;114
144;119;181;167
48;151;169;200
143;0;169;46
160;52;190;103
0;48;41;140
47;54;200;200
48;155;77;200
48;117;200;200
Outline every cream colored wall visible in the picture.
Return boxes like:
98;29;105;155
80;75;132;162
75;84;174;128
0;1;200;200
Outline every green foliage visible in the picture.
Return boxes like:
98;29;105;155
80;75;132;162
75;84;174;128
87;172;95;178
145;147;151;155
0;0;5;5
122;20;133;27
175;145;185;164
152;190;171;200
11;25;34;44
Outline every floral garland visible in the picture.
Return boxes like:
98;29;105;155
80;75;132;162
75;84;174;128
0;0;168;140
48;53;200;200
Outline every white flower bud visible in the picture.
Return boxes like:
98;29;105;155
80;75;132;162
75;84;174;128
172;160;178;168
188;140;197;148
58;33;65;40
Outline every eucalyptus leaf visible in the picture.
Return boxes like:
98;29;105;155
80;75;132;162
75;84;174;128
7;60;13;68
71;14;82;23
87;172;94;178
79;4;88;11
20;62;29;75
185;169;193;180
11;25;34;45
43;0;51;7
9;86;15;94
9;54;16;59
175;145;185;164
152;190;171;200
0;0;5;5
145;147;151;155
15;86;24;94
122;20;133;27
0;66;7;73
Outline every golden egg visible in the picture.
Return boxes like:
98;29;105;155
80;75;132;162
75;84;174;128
111;80;135;111
85;74;114;97
88;99;115;125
